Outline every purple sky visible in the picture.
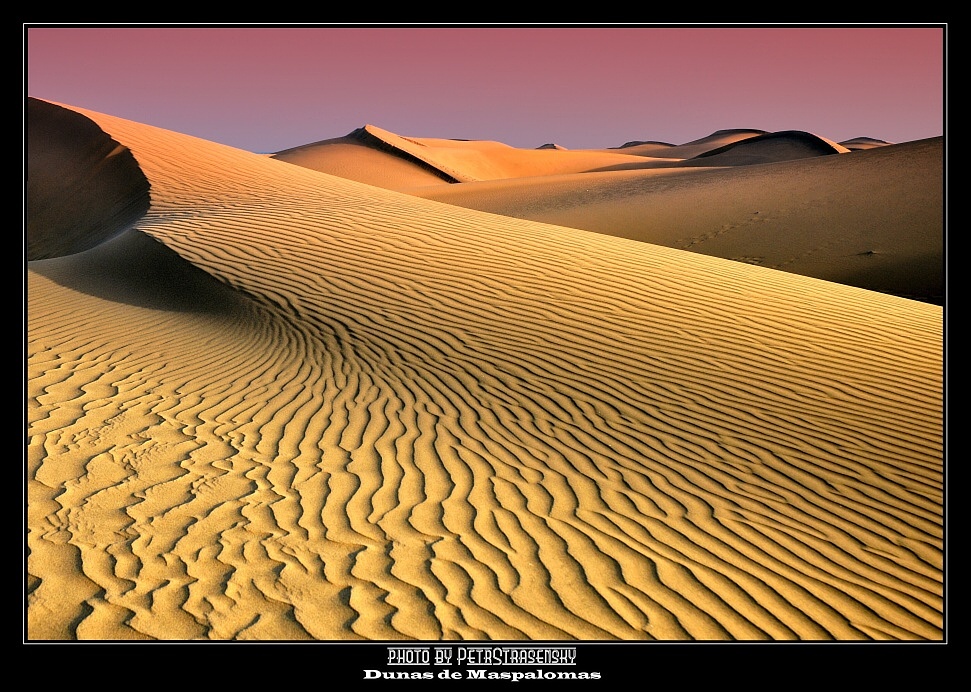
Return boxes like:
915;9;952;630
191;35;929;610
24;24;946;153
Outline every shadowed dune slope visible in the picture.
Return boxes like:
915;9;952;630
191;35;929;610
27;98;944;641
410;137;944;305
26;98;150;260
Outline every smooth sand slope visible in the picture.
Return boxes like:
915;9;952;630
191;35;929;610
26;98;944;641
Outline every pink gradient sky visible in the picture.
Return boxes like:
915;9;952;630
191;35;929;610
24;24;946;153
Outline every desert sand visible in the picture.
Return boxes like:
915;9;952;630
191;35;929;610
26;96;944;642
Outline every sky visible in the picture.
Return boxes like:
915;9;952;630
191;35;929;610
24;24;946;154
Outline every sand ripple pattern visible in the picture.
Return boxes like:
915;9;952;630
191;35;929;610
26;104;944;641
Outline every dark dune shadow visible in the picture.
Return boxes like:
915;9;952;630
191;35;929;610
29;229;251;315
26;97;151;260
838;250;944;307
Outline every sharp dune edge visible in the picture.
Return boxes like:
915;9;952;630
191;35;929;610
26;98;944;641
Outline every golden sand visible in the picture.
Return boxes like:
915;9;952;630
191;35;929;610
26;98;944;641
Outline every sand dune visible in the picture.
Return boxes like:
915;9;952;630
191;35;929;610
840;136;893;151
26;97;944;641
677;130;851;166
26;98;151;260
404;136;943;304
269;129;452;192
272;123;941;304
270;126;459;191
606;129;770;159
273;123;688;186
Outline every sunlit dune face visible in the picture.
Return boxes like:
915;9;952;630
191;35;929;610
26;98;151;260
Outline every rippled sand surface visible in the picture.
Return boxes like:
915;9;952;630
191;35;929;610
26;98;944;641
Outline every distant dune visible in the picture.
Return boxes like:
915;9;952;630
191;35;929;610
271;127;454;191
609;129;769;159
840;136;893;151
274;124;684;185
26;97;944;642
684;130;851;165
